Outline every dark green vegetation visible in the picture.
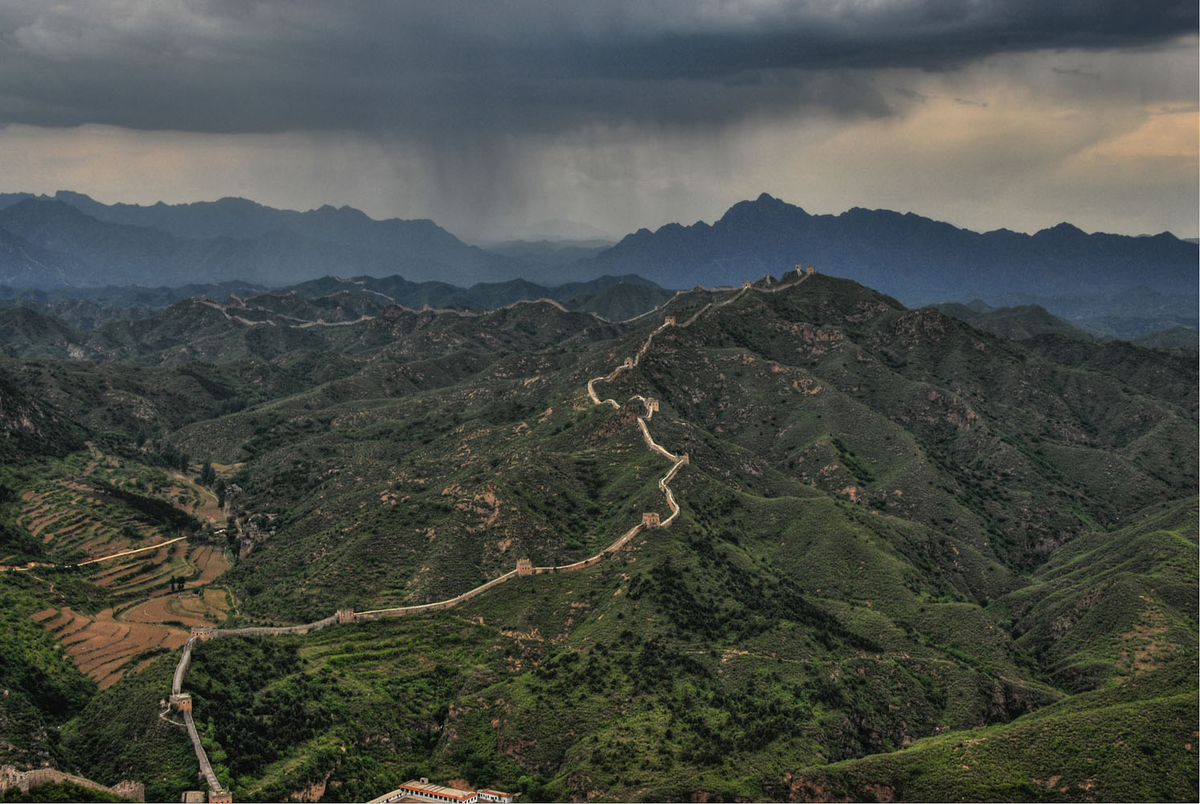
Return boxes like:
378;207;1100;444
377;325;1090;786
1;273;1195;801
0;577;97;768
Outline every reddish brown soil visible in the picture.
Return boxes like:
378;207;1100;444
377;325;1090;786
33;605;189;689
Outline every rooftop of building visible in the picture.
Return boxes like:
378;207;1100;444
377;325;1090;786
398;780;477;800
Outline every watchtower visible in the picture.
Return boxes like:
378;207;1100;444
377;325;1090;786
1;767;23;792
742;280;752;289
112;780;145;802
664;316;675;326
209;790;234;803
335;609;356;625
680;453;690;465
806;265;816;276
516;558;533;576
642;512;661;528
190;627;214;642
645;397;659;413
170;693;192;713
795;263;804;276
623;357;634;369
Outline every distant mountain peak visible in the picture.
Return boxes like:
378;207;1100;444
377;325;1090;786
1036;221;1087;237
584;193;1198;302
53;190;97;204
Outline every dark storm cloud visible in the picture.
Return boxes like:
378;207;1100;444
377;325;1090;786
0;0;1193;138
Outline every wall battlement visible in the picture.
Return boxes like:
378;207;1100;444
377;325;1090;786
0;765;144;802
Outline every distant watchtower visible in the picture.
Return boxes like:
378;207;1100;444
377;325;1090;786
190;627;214;642
335;609;356;625
516;558;533;576
742;280;752;289
623;357;634;369
169;693;192;712
642;512;661;528
645;397;659;414
806;265;816;276
664;316;676;326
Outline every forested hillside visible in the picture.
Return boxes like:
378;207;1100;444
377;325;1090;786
1;272;1194;802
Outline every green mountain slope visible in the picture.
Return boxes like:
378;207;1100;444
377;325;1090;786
0;272;1194;802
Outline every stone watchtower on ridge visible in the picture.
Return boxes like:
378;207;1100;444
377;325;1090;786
516;558;533;576
642;512;661;528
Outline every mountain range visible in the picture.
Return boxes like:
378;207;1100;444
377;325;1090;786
585;194;1198;304
1;192;1195;338
0;271;1194;801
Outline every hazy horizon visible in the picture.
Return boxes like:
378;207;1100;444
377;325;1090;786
7;187;1198;246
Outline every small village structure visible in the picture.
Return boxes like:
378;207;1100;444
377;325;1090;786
368;778;515;804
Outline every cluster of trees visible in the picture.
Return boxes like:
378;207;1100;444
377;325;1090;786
91;480;200;535
146;442;190;474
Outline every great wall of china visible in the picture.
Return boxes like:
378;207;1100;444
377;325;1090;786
0;765;144;802
166;265;814;801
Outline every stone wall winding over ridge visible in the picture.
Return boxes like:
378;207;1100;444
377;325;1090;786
168;268;812;801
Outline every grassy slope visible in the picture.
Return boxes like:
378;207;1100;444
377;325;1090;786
783;660;1197;802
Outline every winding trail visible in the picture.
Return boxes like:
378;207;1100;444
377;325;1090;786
1;536;188;573
167;267;812;800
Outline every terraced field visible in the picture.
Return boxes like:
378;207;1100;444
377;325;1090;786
79;539;228;594
122;588;231;630
30;541;233;689
163;471;226;524
32;605;189;689
13;451;238;690
86;540;187;594
17;482;155;562
10;451;229;564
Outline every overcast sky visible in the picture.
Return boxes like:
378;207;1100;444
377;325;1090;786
1;1;1196;240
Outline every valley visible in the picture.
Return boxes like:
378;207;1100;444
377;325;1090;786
0;268;1195;802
